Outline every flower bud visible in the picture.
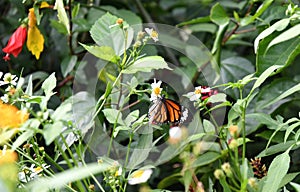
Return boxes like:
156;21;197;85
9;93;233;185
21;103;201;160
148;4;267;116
221;162;232;177
214;169;225;180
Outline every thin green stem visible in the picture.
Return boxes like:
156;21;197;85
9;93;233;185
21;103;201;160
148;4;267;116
124;133;133;168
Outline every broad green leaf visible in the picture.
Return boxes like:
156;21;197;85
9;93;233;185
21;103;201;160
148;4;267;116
43;122;64;145
251;65;282;92
157;173;181;189
279;172;300;188
80;44;120;64
256;33;300;75
102;108;124;125
61;56;77;78
290;182;300;191
127;133;153;169
203;119;215;133
254;18;290;53
42;73;56;96
262;149;290;192
220;57;254;99
122;56;171;74
267;24;300;51
188;23;217;34
262;82;300;109
191;152;220;168
27;162;111;192
210;3;229;26
124;110;139;126
51;101;72;121
90;12;133;55
54;0;70;34
240;0;274;26
255;78;296;112
50;19;69;34
258;140;297;157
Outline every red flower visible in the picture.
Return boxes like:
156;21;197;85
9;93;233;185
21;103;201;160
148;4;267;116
201;86;218;100
2;25;27;61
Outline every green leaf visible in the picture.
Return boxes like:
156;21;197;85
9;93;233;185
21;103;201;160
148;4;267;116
191;152;220;168
61;56;77;78
210;3;230;26
279;172;300;188
254;18;290;53
177;16;211;26
157;173;181;189
42;73;56;96
50;19;69;34
72;3;80;18
221;57;254;99
12;120;39;150
251;65;282;92
240;0;274;26
122;56;172;74
255;78;296;112
256;33;300;75
257;140;297;157
90;12;133;55
127;133;153;169
267;24;300;51
102;108;124;125
54;0;70;35
27;162;111;192
43;122;64;145
25;75;33;96
124;110;139;126
261;82;300;109
80;44;120;64
262;149;291;192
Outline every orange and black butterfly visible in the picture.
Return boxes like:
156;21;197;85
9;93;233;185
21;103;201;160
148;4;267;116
148;95;188;125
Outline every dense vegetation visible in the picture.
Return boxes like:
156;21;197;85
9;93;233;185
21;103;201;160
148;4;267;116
1;0;300;191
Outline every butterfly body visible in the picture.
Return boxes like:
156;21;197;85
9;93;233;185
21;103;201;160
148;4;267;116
148;95;187;125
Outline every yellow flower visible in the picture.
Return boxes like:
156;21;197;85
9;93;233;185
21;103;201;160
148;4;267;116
26;8;44;60
0;148;18;165
40;2;51;8
0;102;29;129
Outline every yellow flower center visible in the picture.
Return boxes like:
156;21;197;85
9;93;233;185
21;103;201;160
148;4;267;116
153;87;161;95
34;166;43;173
194;88;201;95
151;30;158;38
132;170;144;178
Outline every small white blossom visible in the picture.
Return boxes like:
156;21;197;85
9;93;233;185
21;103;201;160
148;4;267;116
150;78;162;102
181;108;188;122
145;28;159;42
128;169;153;185
18;164;50;183
169;126;182;140
186;86;202;101
0;73;18;86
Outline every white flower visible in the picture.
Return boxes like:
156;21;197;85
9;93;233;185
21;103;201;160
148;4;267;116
18;164;50;183
150;78;162;102
201;87;211;94
128;169;153;185
169;126;182;140
1;94;9;103
145;28;159;42
115;167;122;177
181;108;188;122
186;86;202;101
0;73;18;86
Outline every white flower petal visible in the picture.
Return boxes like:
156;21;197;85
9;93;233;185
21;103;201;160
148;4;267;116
128;169;153;185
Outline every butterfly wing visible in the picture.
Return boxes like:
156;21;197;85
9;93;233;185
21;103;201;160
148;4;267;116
148;99;168;124
164;99;182;123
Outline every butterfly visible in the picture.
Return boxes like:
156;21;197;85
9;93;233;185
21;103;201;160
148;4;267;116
148;95;188;125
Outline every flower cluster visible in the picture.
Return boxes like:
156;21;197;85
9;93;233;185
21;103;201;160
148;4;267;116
18;163;50;183
2;5;46;61
186;85;218;102
0;72;24;103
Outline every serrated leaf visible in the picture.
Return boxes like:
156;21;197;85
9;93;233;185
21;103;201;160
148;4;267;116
262;149;290;191
80;44;120;64
122;56;171;74
54;0;70;35
267;24;300;51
